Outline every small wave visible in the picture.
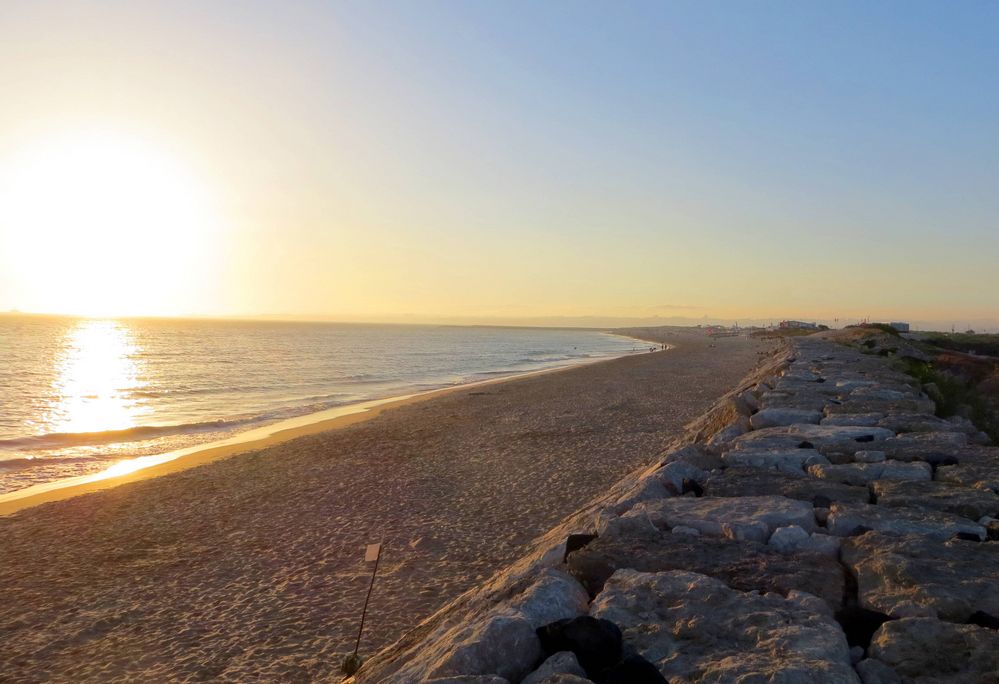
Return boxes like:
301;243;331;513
0;418;263;452
513;355;575;364
0;455;100;471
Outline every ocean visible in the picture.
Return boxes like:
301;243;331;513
0;315;642;494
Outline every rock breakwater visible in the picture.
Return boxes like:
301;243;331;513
347;333;999;683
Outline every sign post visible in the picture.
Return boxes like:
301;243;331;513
341;543;383;676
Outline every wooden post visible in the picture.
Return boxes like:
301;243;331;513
342;543;382;676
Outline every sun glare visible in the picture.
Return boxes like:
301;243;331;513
44;319;148;435
0;130;220;316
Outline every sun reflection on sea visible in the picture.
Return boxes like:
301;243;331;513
44;319;148;435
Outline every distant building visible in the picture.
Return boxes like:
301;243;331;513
889;322;910;332
779;320;818;330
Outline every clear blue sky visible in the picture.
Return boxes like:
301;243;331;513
1;1;997;327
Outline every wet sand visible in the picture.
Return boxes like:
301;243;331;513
0;330;770;683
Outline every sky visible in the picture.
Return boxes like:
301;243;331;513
0;1;997;329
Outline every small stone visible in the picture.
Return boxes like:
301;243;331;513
670;525;700;536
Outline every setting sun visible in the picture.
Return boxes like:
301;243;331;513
0;130;220;316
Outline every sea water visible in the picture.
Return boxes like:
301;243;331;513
0;316;641;494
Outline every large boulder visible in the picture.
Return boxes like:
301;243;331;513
750;408;824;429
841;532;999;621
866;618;999;683
659;444;724;471
702;467;869;504
396;569;589;682
521;651;587;684
731;425;896;455
826;502;986;541
821;413;885;427
936;461;999;493
825;398;936;416
722;448;829;474
590;570;859;683
636;495;817;541
877;413;968;434
425;615;542;682
807;461;931;486
870;480;999;520
566;520;846;608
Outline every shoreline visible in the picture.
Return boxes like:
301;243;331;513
0;341;655;515
0;330;766;682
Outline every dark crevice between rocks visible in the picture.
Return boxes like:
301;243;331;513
953;532;982;542
969;611;999;630
926;453;959;477
681;479;704;497
854;435;876;443
537;616;666;684
834;606;892;652
836;533;893;655
563;533;598;563
798;441;815;449
867;486;878;505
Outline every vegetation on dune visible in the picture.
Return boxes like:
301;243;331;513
899;358;995;438
835;327;999;444
920;333;999;358
847;323;901;337
751;327;826;339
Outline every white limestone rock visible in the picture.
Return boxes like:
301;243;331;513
590;569;859;683
807;461;931;486
854;450;887;463
750;408;824;430
425;614;542;682
638;495;817;540
660;444;723;471
867;618;999;683
521;652;587;684
419;569;589;682
854;658;901;684
821;413;885;427
732;425;896;454
722;448;829;474
841;531;999;621
768;525;811;553
826;502;985;541
607;475;671;515
653;460;707;493
807;533;842;558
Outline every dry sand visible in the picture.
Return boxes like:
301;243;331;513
0;329;770;683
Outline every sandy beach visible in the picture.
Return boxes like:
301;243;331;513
0;329;769;683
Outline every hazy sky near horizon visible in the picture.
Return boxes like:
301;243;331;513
0;1;997;326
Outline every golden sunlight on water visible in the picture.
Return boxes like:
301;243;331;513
44;320;148;435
